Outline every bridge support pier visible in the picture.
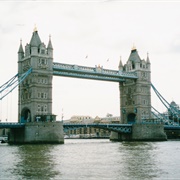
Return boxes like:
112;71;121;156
110;131;132;141
110;123;167;141
8;122;64;144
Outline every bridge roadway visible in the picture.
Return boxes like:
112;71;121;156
0;122;180;133
0;122;132;133
63;123;132;133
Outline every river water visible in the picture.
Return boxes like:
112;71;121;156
0;139;180;179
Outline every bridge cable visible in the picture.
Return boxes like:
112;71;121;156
151;83;180;126
0;74;18;91
151;106;167;120
151;83;179;118
151;105;175;125
0;68;32;101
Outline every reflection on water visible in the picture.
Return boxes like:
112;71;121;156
13;145;60;179
120;142;160;179
0;140;180;179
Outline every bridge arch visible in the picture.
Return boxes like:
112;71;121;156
127;113;136;124
21;107;31;122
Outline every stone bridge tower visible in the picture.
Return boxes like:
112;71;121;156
119;47;151;124
17;28;55;123
9;28;64;144
110;47;166;141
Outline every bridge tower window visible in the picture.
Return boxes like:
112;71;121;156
132;62;135;69
44;105;47;112
41;49;45;54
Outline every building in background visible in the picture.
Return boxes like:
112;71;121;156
64;114;120;138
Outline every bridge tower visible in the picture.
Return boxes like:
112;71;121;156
18;28;54;123
119;47;151;124
110;47;167;141
9;28;64;144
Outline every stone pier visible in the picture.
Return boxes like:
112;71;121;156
8;121;64;144
110;123;167;141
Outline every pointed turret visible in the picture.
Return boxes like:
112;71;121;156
47;35;53;49
146;52;150;64
29;27;41;55
118;56;123;71
18;39;24;61
18;39;24;53
128;46;141;63
47;35;53;58
30;27;41;47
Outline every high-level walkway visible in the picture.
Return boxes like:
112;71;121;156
53;62;138;82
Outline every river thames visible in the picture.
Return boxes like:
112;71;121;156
0;139;180;179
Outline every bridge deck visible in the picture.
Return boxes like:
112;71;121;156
63;123;132;133
0;122;180;131
0;123;25;128
53;62;138;82
164;125;180;130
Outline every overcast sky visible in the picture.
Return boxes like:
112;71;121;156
1;1;180;122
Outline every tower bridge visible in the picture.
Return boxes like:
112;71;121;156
0;28;168;143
